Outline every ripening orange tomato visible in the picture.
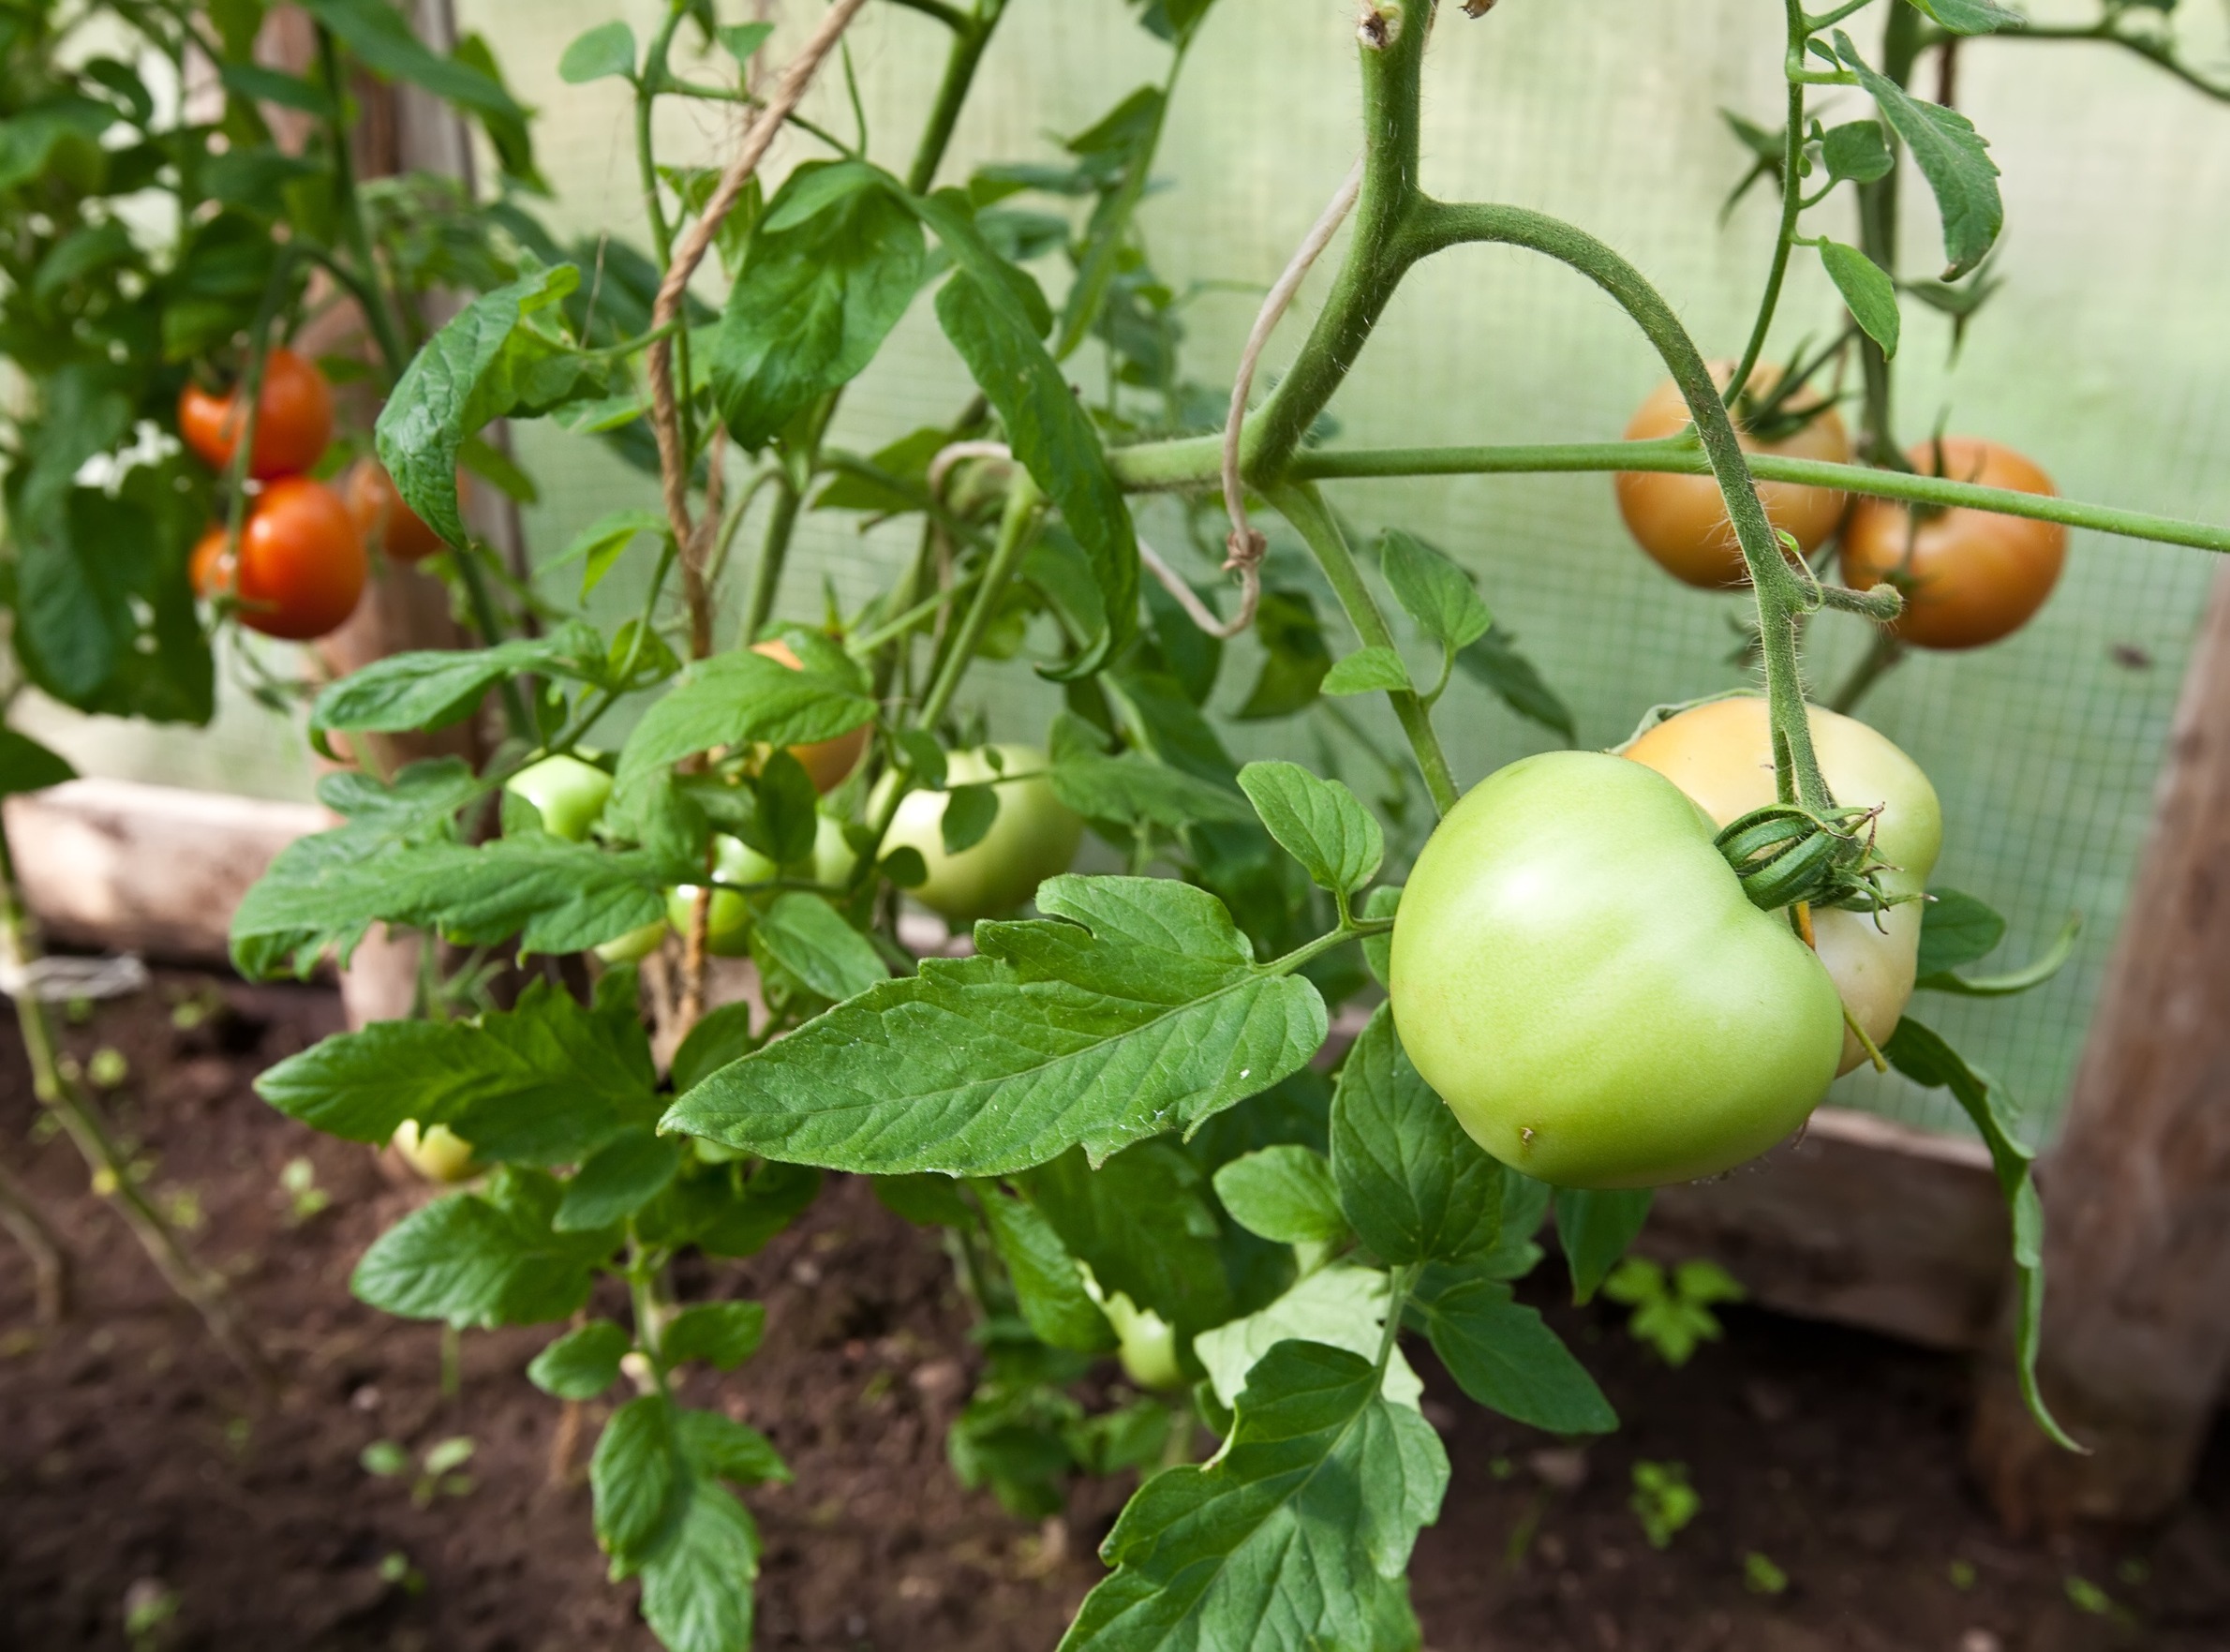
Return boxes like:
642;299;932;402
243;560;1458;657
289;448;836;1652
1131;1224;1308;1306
177;348;334;480
1838;439;2065;650
1615;364;1851;589
752;639;868;793
342;458;448;563
191;477;367;641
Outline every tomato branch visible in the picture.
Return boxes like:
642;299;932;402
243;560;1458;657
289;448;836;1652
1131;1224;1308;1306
1725;0;1813;403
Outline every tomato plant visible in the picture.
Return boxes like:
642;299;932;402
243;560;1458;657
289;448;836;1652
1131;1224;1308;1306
21;0;2216;1646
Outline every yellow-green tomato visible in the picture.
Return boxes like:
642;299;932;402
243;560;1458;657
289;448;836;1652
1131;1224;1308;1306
505;753;612;842
666;834;778;958
1389;751;1844;1190
811;812;856;889
391;1120;481;1183
877;744;1082;925
1079;1263;1185;1392
1625;697;1942;1074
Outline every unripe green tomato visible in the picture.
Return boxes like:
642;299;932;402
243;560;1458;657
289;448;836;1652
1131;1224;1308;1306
594;920;668;965
1079;1263;1185;1392
811;812;856;889
666;834;778;958
1389;751;1844;1189
506;753;612;842
392;1119;481;1184
1625;697;1942;1074
875;744;1082;925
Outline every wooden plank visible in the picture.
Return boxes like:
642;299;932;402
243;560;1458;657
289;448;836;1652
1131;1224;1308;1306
4;780;328;963
1970;561;2230;1527
1646;1108;2006;1352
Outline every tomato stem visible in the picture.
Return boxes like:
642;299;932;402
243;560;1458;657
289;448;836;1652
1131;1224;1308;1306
1725;0;1812;405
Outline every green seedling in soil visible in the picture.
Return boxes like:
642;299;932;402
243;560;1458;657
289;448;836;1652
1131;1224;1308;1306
1745;1551;1790;1595
379;1552;428;1597
279;1158;331;1225
1631;1460;1702;1550
363;1436;477;1509
122;1578;179;1651
1603;1258;1747;1366
86;1048;128;1090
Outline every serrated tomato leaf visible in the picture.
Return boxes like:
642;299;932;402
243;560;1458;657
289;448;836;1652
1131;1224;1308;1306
663;875;1328;1176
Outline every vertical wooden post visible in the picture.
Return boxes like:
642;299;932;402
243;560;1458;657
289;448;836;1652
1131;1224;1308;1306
1971;561;2230;1525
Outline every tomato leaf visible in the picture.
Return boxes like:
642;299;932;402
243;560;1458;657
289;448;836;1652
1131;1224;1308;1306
0;728;74;797
974;1181;1118;1351
547;509;669;600
557;1128;684;1231
592;1394;686;1570
709;162;926;450
663;875;1329;1176
1380;528;1493;653
1234;588;1332;721
1028;1140;1240;1334
1060;1340;1446;1652
1212;1145;1348;1246
352;1167;617;1329
1321;645;1412;697
662;1302;768;1372
1883;1017;2082;1451
1238;760;1384;899
558;20;636;84
1904;0;2020;35
528;1318;632;1400
637;1479;761;1652
1195;1265;1423;1409
914;185;1138;657
375;264;585;550
1836;31;2002;277
1049;750;1252;830
1456;626;1577;745
257;979;661;1164
1553;1187;1655;1306
231;834;671;976
940;782;1000;855
311;623;611;735
751;892;889;1004
1412;1271;1618;1434
1915;886;2007;976
1820;119;1894;185
1919;912;2081;997
613;649;873;804
299;0;527;123
1331;1005;1506;1266
1820;240;1901;359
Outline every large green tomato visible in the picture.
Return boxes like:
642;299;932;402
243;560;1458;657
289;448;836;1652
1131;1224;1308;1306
505;753;612;842
666;835;778;958
877;744;1082;925
1388;751;1844;1189
1625;697;1941;1074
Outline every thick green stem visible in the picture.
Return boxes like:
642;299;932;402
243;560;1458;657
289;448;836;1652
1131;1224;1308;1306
638;2;699;469
1270;481;1460;818
1727;1;1810;401
1241;11;1433;480
1404;200;1832;811
906;0;1007;194
918;471;1042;733
743;478;802;644
316;27;412;382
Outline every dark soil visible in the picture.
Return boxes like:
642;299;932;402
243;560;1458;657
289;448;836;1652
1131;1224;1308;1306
1;975;2224;1652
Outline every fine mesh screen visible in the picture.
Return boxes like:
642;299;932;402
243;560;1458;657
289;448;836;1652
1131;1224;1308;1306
215;0;2230;1143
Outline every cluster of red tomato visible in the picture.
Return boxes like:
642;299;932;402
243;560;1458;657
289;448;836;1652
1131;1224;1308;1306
1615;365;2065;649
181;350;445;642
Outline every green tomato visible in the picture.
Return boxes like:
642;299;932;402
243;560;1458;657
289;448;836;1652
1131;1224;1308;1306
666;835;778;958
1388;751;1843;1190
876;744;1082;925
594;920;668;965
391;1120;480;1184
505;753;612;842
1625;697;1942;1074
1079;1262;1185;1392
811;811;856;889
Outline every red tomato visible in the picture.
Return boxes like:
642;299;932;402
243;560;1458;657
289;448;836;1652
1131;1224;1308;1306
342;458;448;563
177;348;334;480
753;639;867;793
191;477;367;641
1839;439;2065;650
1615;363;1851;589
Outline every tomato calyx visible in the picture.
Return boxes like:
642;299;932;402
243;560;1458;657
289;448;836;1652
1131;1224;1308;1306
1715;799;1906;915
